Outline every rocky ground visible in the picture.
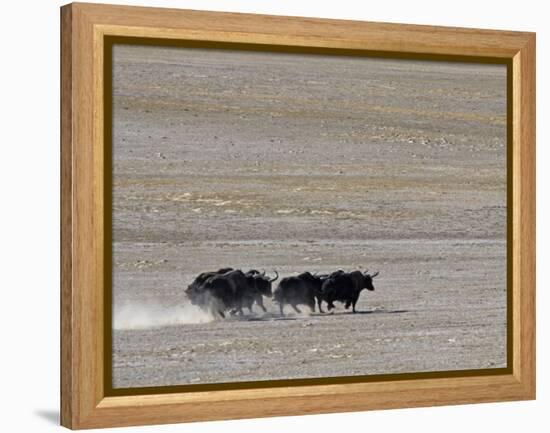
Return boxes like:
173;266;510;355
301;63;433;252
111;45;507;388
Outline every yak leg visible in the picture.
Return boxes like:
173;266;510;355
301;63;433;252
345;301;351;310
256;295;267;313
210;302;225;318
317;298;325;313
352;295;360;313
231;303;244;316
291;304;302;314
234;299;244;316
325;293;335;312
279;303;285;316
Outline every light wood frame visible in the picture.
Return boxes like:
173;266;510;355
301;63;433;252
61;2;536;429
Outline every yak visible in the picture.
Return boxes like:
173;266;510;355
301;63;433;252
314;270;344;313
185;269;249;318
185;268;276;318
274;271;327;315
242;270;278;313
322;270;379;313
186;267;234;292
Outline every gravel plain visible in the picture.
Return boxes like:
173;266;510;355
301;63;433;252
111;45;507;388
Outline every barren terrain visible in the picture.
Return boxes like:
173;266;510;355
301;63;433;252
111;45;507;388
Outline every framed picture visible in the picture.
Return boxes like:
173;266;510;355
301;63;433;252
60;2;535;429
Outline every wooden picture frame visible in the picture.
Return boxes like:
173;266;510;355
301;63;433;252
60;2;535;429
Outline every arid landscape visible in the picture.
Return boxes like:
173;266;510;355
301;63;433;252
111;45;507;388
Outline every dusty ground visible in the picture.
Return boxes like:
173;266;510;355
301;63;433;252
111;45;507;388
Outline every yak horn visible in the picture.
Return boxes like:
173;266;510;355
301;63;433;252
371;271;379;278
269;270;279;282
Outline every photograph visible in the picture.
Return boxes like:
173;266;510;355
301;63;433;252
110;43;508;389
1;0;542;430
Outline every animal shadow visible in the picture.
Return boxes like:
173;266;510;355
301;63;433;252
229;313;298;322
335;309;409;316
227;309;408;321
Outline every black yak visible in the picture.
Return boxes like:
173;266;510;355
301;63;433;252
185;268;276;318
321;270;379;313
274;271;327;315
242;270;278;313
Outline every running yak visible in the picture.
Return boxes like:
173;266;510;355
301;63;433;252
273;272;328;315
321;270;379;313
185;268;277;318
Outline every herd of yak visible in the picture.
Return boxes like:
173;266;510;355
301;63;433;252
185;267;379;318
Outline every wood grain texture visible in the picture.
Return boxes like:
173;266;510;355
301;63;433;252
60;4;73;429
76;2;533;57
60;2;536;429
511;35;536;395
